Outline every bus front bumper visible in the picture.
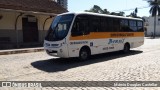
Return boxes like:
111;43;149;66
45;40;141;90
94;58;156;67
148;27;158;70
44;47;69;58
46;49;58;56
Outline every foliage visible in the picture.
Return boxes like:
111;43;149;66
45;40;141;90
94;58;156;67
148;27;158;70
126;8;139;18
110;12;125;16
146;0;160;38
85;5;100;13
102;9;110;14
85;5;124;16
148;0;160;16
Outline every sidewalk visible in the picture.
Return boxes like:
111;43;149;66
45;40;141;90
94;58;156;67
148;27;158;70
0;47;44;55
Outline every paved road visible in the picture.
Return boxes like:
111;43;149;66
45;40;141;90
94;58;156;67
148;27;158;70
0;38;160;90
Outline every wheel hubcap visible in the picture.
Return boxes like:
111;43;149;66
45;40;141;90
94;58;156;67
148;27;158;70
81;51;88;60
124;45;129;52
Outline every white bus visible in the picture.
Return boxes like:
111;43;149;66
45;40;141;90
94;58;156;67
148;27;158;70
44;12;144;60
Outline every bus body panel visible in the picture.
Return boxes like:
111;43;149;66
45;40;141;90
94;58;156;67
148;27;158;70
67;37;144;58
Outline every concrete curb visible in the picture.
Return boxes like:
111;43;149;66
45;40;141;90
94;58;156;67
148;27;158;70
0;47;44;55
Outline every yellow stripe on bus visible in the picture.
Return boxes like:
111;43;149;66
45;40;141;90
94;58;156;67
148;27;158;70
69;32;144;40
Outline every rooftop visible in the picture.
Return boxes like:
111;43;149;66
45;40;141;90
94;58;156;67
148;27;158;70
0;0;67;14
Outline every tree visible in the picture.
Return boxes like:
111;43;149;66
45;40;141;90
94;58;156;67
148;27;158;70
85;5;110;14
134;7;138;17
126;12;137;17
148;0;160;38
85;5;125;16
102;9;110;14
85;5;103;13
126;8;138;18
119;12;125;16
110;12;125;16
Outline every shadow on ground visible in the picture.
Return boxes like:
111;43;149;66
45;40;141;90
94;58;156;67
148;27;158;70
31;50;143;72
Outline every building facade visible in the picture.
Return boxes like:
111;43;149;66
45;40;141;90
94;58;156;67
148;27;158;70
0;0;67;49
54;0;68;10
143;16;160;36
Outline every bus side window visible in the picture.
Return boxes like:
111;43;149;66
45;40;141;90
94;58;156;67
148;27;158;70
90;16;100;32
137;21;143;32
121;19;129;32
113;19;120;32
107;18;113;32
100;17;107;32
71;15;89;36
129;20;137;32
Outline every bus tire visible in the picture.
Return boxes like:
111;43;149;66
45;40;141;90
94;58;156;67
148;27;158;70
79;47;90;61
123;43;130;53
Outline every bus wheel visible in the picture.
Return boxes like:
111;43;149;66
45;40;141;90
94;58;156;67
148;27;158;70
79;48;90;61
123;43;130;53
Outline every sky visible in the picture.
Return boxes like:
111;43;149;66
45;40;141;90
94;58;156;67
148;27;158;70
68;0;151;17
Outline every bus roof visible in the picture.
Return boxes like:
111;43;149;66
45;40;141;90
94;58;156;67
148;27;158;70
59;12;143;21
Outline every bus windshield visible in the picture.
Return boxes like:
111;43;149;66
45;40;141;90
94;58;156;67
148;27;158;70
45;14;74;41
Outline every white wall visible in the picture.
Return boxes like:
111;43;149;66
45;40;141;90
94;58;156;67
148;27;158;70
0;11;54;43
36;15;54;42
0;12;17;42
147;16;160;36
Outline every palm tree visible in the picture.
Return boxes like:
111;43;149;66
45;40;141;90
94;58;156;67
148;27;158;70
148;0;160;38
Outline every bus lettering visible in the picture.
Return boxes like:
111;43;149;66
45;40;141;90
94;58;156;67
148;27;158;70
111;33;134;37
70;41;88;45
108;39;125;44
